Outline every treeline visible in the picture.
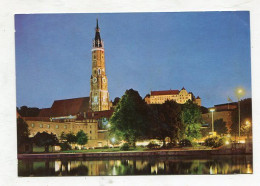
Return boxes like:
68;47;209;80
17;106;40;117
109;89;203;147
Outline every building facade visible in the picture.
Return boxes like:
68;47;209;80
202;102;238;133
89;20;110;111
23;97;112;148
145;87;201;106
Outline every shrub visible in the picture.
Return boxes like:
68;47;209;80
204;137;224;148
165;141;177;149
179;139;192;147
120;143;130;151
60;142;71;151
147;142;160;149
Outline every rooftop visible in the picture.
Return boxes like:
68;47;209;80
151;90;180;96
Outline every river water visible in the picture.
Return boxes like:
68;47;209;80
18;155;252;176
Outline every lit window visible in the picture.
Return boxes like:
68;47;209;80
40;124;43;128
56;125;59;129
47;124;50;128
64;125;67;129
31;123;34;128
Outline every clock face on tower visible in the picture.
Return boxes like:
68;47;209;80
93;77;97;83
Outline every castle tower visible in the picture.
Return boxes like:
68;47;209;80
90;19;110;111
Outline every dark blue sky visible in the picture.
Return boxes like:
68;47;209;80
15;12;251;108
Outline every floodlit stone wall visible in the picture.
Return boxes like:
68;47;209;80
25;119;108;147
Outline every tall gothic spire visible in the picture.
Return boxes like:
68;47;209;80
94;19;102;48
96;18;99;30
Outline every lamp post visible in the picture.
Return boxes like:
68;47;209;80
209;108;215;136
235;87;245;143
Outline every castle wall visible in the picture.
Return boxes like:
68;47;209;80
26;119;108;148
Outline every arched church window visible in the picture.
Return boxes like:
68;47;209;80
98;69;101;75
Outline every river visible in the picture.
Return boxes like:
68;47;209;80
18;155;252;176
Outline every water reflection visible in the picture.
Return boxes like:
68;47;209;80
18;155;253;176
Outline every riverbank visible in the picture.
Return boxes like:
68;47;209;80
18;146;251;159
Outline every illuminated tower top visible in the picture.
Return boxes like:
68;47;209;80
93;19;103;48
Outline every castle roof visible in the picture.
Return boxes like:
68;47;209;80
85;109;114;120
151;90;179;96
38;108;51;117
49;97;90;117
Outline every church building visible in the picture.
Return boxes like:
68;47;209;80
22;20;113;148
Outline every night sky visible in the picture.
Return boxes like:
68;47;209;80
15;12;251;108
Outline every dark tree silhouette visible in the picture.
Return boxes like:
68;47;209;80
76;130;88;147
148;100;182;146
214;119;228;135
17;117;30;148
33;132;58;152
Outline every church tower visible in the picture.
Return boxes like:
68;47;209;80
90;19;110;111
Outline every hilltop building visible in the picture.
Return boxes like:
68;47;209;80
145;87;201;106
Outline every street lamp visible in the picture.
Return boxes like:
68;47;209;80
209;108;215;136
235;87;245;143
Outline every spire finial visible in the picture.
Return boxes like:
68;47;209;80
96;18;99;29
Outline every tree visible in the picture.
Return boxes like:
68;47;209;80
60;132;66;141
113;97;120;106
109;89;149;147
17;117;30;148
65;132;77;144
148;100;182;146
181;100;202;140
231;98;252;136
33;132;58;152
76;130;88;147
214;119;228;135
17;106;40;117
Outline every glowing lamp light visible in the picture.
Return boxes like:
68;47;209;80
225;141;230;145
209;108;215;112
235;87;246;99
111;137;115;143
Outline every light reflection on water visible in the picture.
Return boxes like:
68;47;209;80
18;155;252;176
